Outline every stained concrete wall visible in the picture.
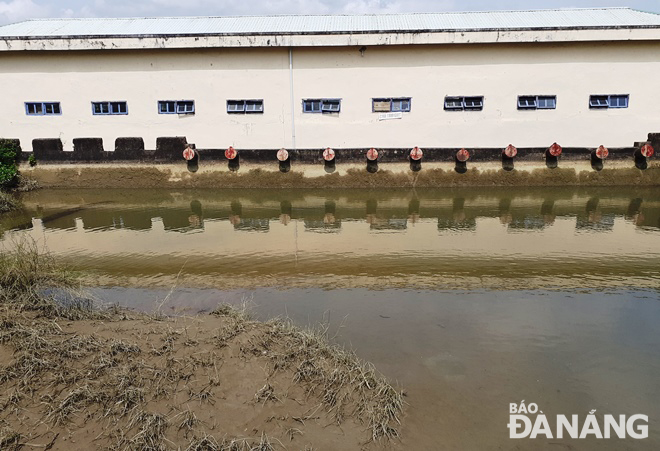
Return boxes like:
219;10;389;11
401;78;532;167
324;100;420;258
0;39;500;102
1;40;659;152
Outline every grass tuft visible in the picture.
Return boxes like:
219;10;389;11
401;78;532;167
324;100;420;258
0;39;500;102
0;191;20;213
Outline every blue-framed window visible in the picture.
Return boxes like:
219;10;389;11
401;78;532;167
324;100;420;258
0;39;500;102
372;97;411;113
303;98;341;113
589;94;629;109
518;95;556;110
158;100;195;114
25;102;61;116
92;101;128;115
227;99;264;114
444;96;484;111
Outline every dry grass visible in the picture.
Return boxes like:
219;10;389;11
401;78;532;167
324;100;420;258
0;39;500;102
0;243;406;449
254;318;405;442
0;191;20;213
13;174;41;193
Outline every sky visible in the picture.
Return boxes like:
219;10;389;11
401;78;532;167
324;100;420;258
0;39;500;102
1;0;659;25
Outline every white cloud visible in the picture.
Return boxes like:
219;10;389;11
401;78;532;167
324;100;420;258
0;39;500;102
0;0;49;23
0;0;658;26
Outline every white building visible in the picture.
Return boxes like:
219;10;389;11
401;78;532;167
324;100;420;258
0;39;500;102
1;7;660;153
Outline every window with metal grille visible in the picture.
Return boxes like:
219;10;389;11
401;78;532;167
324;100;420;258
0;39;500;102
158;100;195;114
25;102;61;116
372;97;411;113
518;95;556;110
227;99;264;114
92;101;128;115
303;99;341;113
444;96;484;111
589;95;628;109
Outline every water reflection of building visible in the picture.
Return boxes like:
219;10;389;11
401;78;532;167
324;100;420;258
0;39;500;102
364;199;409;231
233;218;270;232
508;217;547;230
576;198;615;232
304;219;341;233
9;192;660;237
438;198;477;231
369;218;408;231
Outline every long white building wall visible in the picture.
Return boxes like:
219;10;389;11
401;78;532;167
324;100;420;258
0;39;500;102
1;40;659;152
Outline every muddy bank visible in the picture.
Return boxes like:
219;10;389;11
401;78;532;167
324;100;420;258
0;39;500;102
22;161;660;189
0;305;404;450
0;245;404;450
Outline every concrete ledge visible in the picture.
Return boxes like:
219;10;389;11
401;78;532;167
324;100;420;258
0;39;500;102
20;145;648;164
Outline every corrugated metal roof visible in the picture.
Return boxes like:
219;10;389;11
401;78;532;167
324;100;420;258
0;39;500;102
1;8;660;38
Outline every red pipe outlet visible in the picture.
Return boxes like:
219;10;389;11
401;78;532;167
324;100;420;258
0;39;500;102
595;145;609;160
277;148;289;161
367;148;379;161
641;144;655;158
410;147;423;161
225;146;237;160
323;147;335;161
456;148;470;162
548;143;562;157
183;146;196;161
504;144;517;158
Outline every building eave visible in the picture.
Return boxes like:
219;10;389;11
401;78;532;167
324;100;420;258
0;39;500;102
2;27;660;52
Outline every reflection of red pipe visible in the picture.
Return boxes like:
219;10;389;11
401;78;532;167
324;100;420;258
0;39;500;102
183;146;196;160
410;147;423;161
367;148;379;161
456;148;470;162
548;142;562;157
323;147;335;161
595;145;609;160
225;146;237;160
277;148;289;161
503;144;517;158
641;144;655;158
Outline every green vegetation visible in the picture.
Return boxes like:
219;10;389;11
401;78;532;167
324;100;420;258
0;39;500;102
0;139;20;189
27;154;36;167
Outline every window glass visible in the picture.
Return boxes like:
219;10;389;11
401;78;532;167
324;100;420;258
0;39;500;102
321;100;340;112
589;95;609;108
609;95;629;108
111;102;127;114
177;101;194;113
227;100;245;112
537;96;556;109
26;102;60;115
27;103;42;115
245;100;264;113
518;96;537;109
392;98;411;112
464;97;484;110
303;100;322;113
159;101;175;113
444;97;464;110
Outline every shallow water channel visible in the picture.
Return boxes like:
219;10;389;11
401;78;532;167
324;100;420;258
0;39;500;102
2;187;659;450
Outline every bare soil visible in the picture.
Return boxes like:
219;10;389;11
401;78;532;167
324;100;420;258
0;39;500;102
0;303;405;450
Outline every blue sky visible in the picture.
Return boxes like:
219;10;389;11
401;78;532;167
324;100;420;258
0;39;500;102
1;0;659;25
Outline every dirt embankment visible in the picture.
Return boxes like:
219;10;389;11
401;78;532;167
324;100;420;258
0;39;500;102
24;162;660;189
0;244;405;450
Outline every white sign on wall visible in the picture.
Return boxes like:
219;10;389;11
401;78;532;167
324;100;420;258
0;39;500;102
378;112;403;121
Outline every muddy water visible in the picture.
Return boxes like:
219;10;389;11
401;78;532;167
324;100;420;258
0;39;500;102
2;187;660;450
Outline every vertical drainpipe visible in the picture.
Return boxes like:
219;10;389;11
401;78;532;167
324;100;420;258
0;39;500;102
289;46;296;150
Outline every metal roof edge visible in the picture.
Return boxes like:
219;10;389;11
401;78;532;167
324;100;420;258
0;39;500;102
3;25;660;42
